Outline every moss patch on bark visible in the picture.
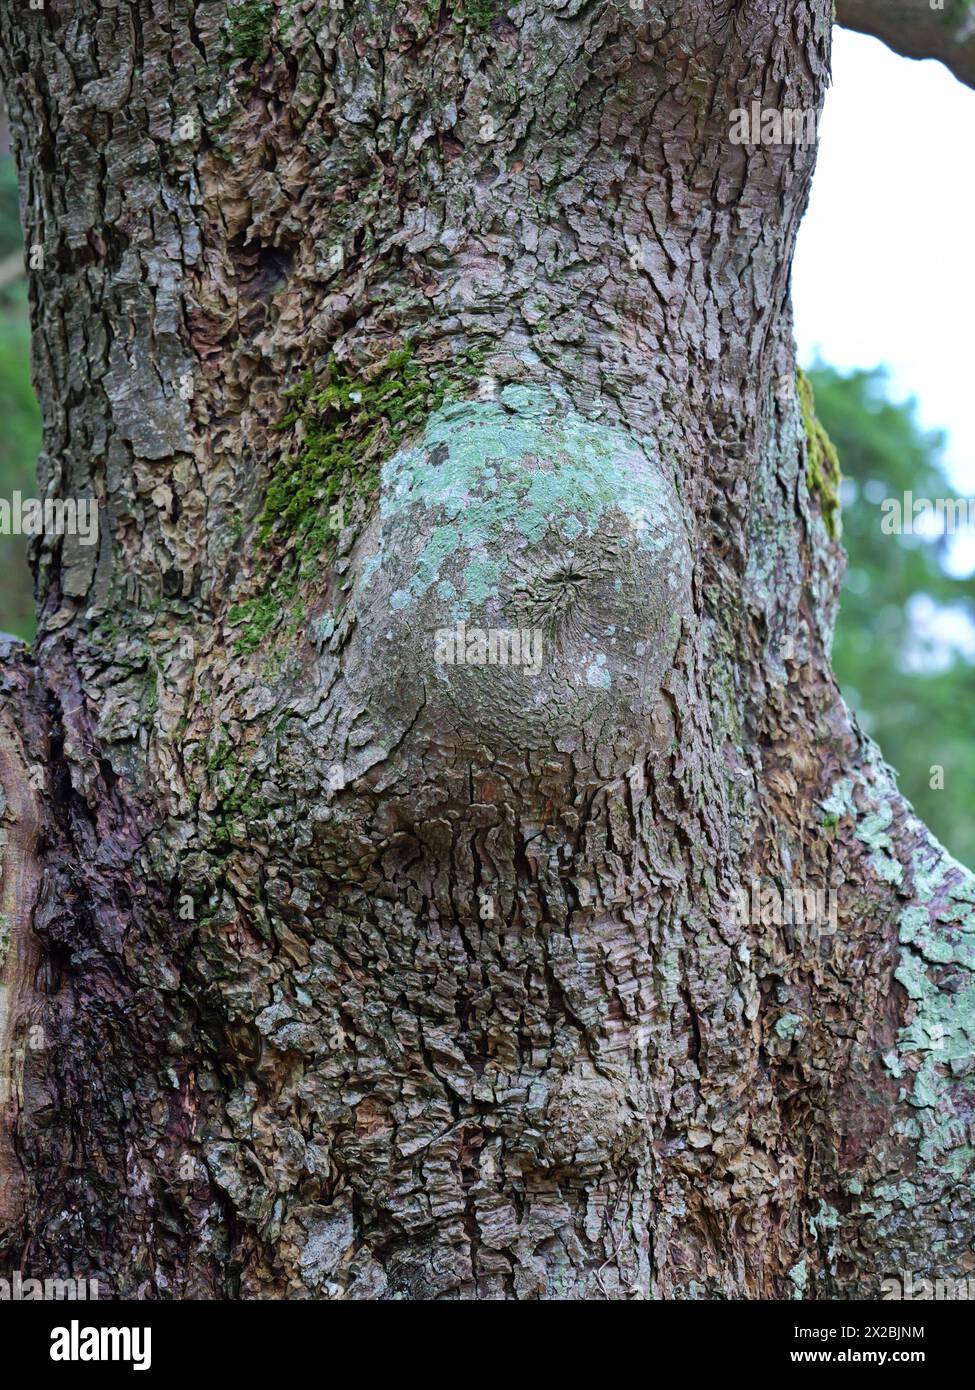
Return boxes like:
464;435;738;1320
797;367;841;539
229;346;484;662
223;1;274;63
260;345;484;556
462;0;497;29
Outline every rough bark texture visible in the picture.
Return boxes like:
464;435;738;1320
0;0;973;1300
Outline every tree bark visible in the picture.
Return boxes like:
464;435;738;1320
0;0;972;1300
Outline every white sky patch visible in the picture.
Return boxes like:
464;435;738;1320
903;593;975;672
793;28;975;505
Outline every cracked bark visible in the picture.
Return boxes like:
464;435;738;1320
0;0;972;1300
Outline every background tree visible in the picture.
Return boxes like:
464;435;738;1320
1;0;974;1301
812;363;975;869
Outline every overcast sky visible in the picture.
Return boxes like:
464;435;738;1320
793;27;975;495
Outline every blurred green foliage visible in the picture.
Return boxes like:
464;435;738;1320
811;363;975;869
0;151;23;252
0;145;39;640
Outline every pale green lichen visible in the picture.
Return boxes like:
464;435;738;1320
810;1199;840;1243
370;385;680;618
854;801;903;887
891;844;975;1161
788;1259;808;1298
817;763;975;1175
819;771;902;886
819;777;854;821
586;654;611;688
462;555;504;606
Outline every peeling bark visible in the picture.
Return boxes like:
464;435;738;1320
0;0;972;1300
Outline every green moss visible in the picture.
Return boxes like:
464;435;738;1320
797;368;842;538
261;344;484;557
205;731;264;835
224;0;273;63
226;346;483;660
463;0;497;28
144;666;158;717
93;611;122;647
228;586;293;657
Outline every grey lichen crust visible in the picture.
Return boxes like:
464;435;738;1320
343;385;693;775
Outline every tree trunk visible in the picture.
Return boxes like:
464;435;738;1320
0;0;972;1300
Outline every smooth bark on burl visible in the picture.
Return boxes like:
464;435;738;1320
0;0;972;1299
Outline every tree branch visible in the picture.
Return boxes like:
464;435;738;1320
836;0;975;91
